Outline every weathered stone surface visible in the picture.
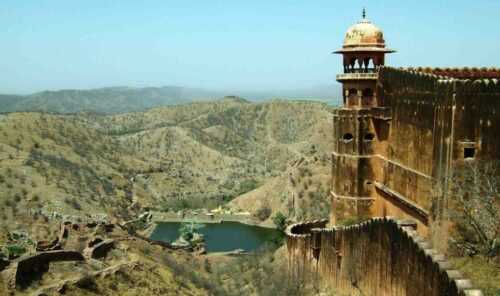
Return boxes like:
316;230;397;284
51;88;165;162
83;239;115;259
0;257;9;271
286;218;484;296
2;250;84;290
331;64;500;240
36;238;61;251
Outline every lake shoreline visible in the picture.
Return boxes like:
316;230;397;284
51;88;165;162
148;211;276;235
147;218;280;253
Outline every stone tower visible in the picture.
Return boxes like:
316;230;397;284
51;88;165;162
331;10;395;224
334;9;395;108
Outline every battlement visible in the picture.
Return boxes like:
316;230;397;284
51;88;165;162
403;67;500;80
378;66;500;98
286;217;484;296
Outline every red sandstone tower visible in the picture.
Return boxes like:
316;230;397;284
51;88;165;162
331;10;395;224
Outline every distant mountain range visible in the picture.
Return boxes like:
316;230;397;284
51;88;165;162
0;85;341;114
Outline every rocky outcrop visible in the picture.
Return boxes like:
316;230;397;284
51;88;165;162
30;261;139;296
286;217;484;296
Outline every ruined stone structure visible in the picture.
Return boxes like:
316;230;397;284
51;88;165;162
330;11;500;236
286;218;484;296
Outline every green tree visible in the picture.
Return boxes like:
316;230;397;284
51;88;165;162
272;211;287;232
179;221;205;242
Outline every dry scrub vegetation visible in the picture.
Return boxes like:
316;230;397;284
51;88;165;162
0;98;334;294
444;161;500;295
0;98;333;228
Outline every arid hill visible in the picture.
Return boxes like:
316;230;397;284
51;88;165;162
0;98;333;231
0;97;335;294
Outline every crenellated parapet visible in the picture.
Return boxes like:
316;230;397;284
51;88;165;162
379;66;500;97
402;67;500;80
286;217;484;296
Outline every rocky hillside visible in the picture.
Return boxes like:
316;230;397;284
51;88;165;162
0;85;341;114
0;86;222;114
0;98;333;231
0;97;335;295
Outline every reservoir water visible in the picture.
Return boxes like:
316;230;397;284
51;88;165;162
150;221;281;253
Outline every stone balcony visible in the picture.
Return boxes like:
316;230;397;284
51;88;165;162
336;72;378;81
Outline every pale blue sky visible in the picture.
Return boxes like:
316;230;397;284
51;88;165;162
1;0;499;94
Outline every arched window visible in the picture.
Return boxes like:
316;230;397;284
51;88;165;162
363;58;370;72
368;59;375;71
356;58;363;72
343;133;354;142
348;88;357;97
349;58;357;72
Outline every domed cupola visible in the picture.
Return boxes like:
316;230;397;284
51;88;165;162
334;9;396;109
335;8;395;56
343;15;386;49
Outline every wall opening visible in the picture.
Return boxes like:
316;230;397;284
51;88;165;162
362;88;373;97
464;147;475;159
343;133;354;142
364;133;375;141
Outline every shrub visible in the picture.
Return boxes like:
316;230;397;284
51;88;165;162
272;212;287;232
255;205;272;221
209;246;316;296
445;161;500;257
76;273;98;291
238;178;259;195
4;244;26;258
64;197;82;211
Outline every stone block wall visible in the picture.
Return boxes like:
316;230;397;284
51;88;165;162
367;68;500;236
286;218;483;296
452;78;500;160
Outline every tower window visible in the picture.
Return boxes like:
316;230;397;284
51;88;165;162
343;133;354;142
362;88;373;97
364;133;375;141
464;147;475;159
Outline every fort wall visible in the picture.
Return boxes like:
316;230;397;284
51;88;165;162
286;218;483;296
452;78;500;159
332;67;500;236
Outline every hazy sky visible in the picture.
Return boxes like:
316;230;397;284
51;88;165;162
1;0;499;94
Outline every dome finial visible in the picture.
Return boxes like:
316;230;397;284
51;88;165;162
362;7;366;19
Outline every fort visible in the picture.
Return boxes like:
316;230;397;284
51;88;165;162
287;9;499;295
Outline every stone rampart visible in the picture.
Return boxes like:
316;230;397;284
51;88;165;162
2;250;84;290
401;67;500;80
286;217;483;296
83;239;115;259
370;67;500;236
285;219;328;281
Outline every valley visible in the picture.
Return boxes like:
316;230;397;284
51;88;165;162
0;97;334;294
0;97;333;225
